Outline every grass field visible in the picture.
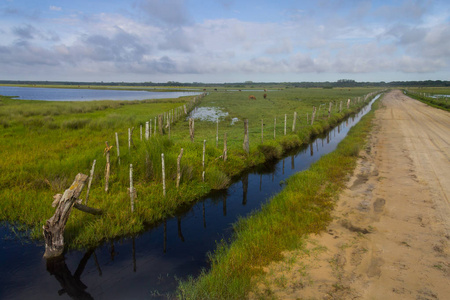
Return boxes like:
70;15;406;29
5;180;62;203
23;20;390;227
0;87;381;248
176;94;382;300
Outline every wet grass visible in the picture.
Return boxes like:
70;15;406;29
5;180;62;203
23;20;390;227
176;96;381;299
0;87;381;249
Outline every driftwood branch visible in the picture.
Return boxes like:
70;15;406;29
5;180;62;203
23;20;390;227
43;173;104;259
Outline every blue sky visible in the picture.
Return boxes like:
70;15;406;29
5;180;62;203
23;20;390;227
1;0;449;83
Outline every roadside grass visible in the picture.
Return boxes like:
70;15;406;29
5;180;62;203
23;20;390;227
176;96;380;299
0;87;381;249
404;88;450;111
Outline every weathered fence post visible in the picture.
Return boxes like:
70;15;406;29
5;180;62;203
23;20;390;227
128;128;131;151
189;118;195;142
284;114;287;135
243;119;249;154
347;99;350;109
202;140;206;182
216;118;219;148
161;153;166;197
261;119;264;143
223;132;227;162
43;173;89;259
130;164;134;213
85;159;96;205
328;102;332;119
115;132;120;165
340;100;342;113
177;148;184;188
154;117;157;135
104;141;112;192
140;125;142;141
292;112;297;132
158;115;164;135
145;122;149;140
274;117;276;139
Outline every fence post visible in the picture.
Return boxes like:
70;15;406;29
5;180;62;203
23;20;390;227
202;140;206;182
223;132;227;162
145;122;149;140
130;164;134;213
158;115;164;135
328;102;332;119
284;114;287;135
85;159;96;205
140;124;142;141
104;141;112;192
177;148;184;188
274;117;276;139
261;119;264;144
292;112;297;132
189;118;195;142
115;132;120;165
311;106;316;125
161;153;166;197
243;119;249;154
340;100;342;113
216;118;219;148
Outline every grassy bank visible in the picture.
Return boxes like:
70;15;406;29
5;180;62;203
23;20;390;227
404;87;450;111
0;87;381;249
177;95;381;299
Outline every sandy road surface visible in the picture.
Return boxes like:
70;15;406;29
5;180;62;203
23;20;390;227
251;90;450;299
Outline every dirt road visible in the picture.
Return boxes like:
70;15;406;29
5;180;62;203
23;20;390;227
251;90;450;299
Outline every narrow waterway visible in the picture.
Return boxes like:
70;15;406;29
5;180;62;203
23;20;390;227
0;96;379;300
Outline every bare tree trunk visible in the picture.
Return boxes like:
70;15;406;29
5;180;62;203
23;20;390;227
43;173;88;259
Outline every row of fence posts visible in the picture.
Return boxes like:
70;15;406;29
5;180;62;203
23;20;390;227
87;92;375;213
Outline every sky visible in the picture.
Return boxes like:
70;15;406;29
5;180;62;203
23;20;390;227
0;0;449;83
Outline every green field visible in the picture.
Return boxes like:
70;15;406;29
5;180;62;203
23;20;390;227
0;87;381;248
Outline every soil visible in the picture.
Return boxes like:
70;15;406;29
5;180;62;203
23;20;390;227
250;90;450;299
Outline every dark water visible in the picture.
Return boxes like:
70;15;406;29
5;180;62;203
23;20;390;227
0;96;379;300
0;86;201;101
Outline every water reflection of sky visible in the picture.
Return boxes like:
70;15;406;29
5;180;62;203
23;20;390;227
188;106;229;122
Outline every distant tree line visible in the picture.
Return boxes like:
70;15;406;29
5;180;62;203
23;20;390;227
1;79;449;88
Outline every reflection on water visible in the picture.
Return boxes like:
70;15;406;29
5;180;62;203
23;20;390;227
0;96;379;299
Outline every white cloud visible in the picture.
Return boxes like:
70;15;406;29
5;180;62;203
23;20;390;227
49;6;62;11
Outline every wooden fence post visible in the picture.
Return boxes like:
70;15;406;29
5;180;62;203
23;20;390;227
216;118;219;148
158;114;164;135
223;132;227;162
340;100;342;113
347;99;350;109
189;118;195;142
128;128;131;151
243;119;249;154
177;148;184;188
328;102;332;119
130;164;134;213
85;159;96;205
104;141;112;192
284;114;287;135
311;106;316;125
140;125;142;141
145;122;149;140
274;117;276;139
261;119;264;143
202;140;206;182
161;153;166;197
292;112;297;132
115;132;120;165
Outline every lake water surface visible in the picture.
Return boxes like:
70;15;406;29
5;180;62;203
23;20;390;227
0;86;201;101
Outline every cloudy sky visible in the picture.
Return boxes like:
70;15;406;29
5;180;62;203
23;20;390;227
0;0;449;83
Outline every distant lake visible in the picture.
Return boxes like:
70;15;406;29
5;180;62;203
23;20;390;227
0;86;201;101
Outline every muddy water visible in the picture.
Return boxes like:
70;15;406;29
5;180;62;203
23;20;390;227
0;97;379;300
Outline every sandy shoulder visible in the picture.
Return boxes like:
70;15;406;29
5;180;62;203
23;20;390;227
250;90;450;300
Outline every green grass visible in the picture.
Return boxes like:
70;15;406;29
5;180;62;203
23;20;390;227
0;87;382;249
404;87;450;111
176;95;381;300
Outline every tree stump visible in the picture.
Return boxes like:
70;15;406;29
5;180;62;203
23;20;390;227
43;173;88;259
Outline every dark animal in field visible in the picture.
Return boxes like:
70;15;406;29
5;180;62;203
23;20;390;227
264;89;267;92
249;95;256;100
263;93;267;99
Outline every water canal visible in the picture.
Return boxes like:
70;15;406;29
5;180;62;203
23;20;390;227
0;95;380;300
